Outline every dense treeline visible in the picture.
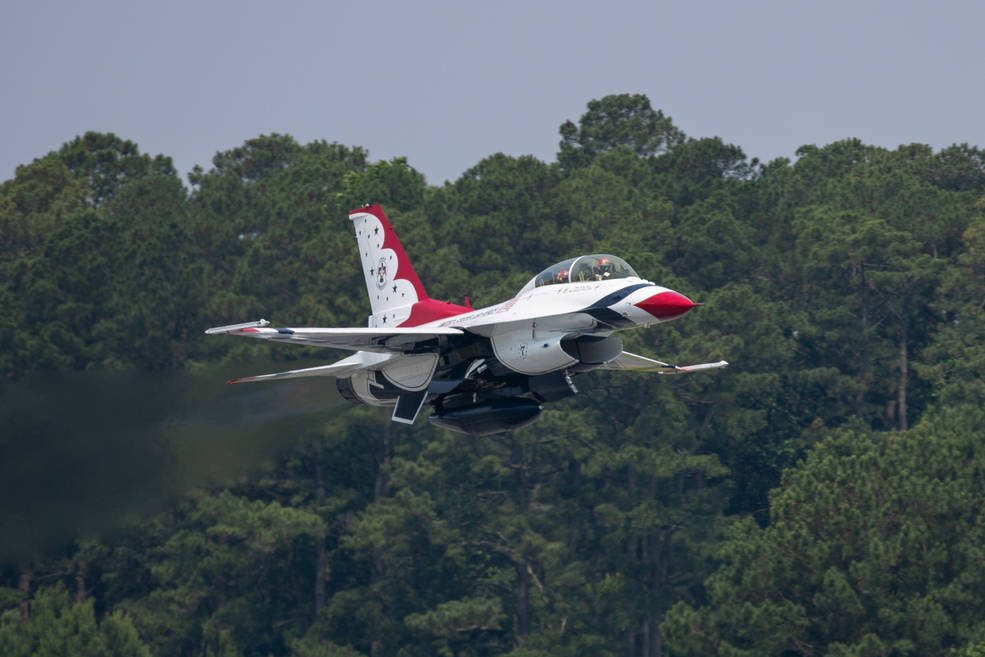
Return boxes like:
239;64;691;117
1;94;984;656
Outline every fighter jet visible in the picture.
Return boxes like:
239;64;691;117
207;205;727;435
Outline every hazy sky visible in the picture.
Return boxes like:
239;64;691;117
3;0;983;186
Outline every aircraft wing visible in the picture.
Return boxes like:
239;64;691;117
600;351;729;374
205;319;463;352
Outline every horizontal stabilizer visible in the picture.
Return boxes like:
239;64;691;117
676;360;730;373
204;321;464;352
227;352;393;384
601;351;729;374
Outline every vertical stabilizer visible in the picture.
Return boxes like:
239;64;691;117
349;204;472;328
349;205;427;327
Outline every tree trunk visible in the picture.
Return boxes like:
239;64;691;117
856;263;871;413
374;422;392;502
314;455;327;615
18;565;31;618
514;562;530;647
511;438;531;646
652;613;664;657
75;558;88;601
371;423;393;657
898;323;909;431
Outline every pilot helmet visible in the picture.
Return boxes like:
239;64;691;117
556;269;569;283
596;257;612;276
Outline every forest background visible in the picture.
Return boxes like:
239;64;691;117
1;94;984;657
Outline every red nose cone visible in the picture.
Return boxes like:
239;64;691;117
635;291;698;320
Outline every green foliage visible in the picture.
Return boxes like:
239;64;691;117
289;636;366;657
956;643;985;657
663;405;985;656
338;157;426;213
3;99;985;657
57;131;177;207
123;490;326;657
917;209;985;406
0;155;85;259
0;585;150;657
0;134;199;375
558;94;685;171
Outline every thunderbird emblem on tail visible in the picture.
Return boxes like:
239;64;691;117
207;205;728;435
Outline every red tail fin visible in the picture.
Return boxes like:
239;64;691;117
348;205;470;327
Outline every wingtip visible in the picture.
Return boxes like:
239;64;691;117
205;319;270;335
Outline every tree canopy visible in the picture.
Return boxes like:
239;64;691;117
2;93;985;656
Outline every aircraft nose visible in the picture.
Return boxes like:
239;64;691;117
635;290;698;320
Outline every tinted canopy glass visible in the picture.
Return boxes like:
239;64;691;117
523;254;638;291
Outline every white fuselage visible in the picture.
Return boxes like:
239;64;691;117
432;277;668;333
417;277;675;375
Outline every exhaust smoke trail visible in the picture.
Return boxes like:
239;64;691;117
0;362;349;561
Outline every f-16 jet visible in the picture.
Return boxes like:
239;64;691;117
207;205;727;435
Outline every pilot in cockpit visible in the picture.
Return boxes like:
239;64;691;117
557;269;569;284
594;257;613;280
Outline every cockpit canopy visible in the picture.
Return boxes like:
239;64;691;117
520;254;639;293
